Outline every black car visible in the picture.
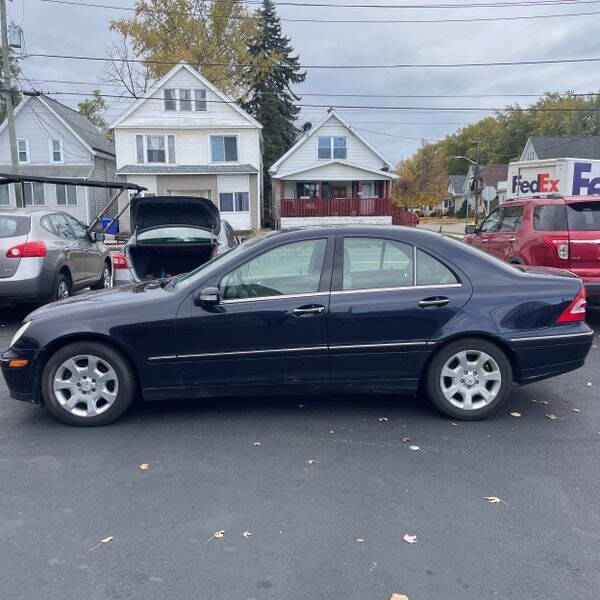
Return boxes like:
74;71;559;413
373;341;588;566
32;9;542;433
2;226;593;426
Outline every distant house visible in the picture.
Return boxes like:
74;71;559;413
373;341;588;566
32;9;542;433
269;109;398;227
461;163;508;214
520;136;600;161
111;62;263;233
0;94;116;224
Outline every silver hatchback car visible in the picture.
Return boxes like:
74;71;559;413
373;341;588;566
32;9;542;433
0;209;112;303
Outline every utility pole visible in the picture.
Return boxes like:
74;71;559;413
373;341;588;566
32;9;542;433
472;140;482;227
0;0;22;206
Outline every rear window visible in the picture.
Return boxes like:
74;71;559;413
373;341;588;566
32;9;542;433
566;202;600;231
533;204;567;231
0;215;30;238
137;226;213;244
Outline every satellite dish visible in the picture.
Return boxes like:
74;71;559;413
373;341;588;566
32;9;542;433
302;122;312;132
482;186;496;202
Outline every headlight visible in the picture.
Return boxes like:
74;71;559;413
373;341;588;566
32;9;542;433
11;321;31;347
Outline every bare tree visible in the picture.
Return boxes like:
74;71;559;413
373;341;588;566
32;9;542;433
102;36;152;99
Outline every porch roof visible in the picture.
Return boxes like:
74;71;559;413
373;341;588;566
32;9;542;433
272;160;398;181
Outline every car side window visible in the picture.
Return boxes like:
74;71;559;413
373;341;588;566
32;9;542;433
220;239;327;300
66;215;89;241
498;206;524;232
342;237;413;291
479;208;503;232
40;215;57;236
533;204;568;231
50;214;76;240
417;249;459;286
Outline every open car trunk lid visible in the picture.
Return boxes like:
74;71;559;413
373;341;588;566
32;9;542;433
566;198;600;281
130;196;220;234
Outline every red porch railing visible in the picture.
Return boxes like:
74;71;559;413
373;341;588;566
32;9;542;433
392;206;419;227
280;196;392;217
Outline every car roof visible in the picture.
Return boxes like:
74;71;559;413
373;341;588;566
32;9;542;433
503;195;600;206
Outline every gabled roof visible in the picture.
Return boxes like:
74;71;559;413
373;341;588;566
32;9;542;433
0;95;114;157
110;62;262;130
448;174;467;195
270;159;397;179
528;136;600;160
481;164;508;188
270;110;394;174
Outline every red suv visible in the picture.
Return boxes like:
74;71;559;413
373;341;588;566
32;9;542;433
464;195;600;305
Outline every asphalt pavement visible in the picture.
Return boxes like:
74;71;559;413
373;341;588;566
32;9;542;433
0;304;599;600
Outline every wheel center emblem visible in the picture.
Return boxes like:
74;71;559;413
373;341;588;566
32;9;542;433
81;380;92;392
464;373;475;386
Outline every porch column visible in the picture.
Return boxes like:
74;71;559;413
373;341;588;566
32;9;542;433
357;180;362;197
317;181;322;199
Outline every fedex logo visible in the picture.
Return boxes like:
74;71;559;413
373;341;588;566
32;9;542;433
511;173;559;195
572;162;600;195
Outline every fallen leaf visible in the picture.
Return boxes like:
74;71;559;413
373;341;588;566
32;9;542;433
403;534;417;544
252;442;261;447
586;382;593;388
450;422;458;426
306;459;318;465
378;417;389;422
205;530;225;543
390;595;409;600
572;408;581;413
242;531;252;539
546;413;558;420
88;536;113;551
532;399;549;405
329;430;334;434
139;463;149;470
484;496;502;504
401;437;411;443
510;412;522;418
409;445;420;451
356;538;365;543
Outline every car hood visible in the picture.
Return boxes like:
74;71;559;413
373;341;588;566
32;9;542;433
130;196;220;233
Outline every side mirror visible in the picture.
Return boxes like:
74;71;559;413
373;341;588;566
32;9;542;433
196;286;220;306
464;225;477;235
93;231;106;242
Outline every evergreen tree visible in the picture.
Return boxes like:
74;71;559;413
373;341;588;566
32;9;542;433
240;0;306;226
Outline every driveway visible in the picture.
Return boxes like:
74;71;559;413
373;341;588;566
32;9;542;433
0;305;599;600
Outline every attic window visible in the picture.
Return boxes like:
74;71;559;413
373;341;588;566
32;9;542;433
527;152;535;161
179;89;192;111
164;89;176;111
318;136;346;160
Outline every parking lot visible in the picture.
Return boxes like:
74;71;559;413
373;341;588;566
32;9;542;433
0;304;599;600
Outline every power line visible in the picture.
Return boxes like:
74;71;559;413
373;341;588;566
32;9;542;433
37;0;600;23
25;51;600;70
354;127;438;141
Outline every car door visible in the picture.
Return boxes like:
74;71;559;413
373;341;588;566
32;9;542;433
49;213;83;284
328;235;471;382
66;215;103;282
175;236;334;390
487;205;524;261
468;207;504;254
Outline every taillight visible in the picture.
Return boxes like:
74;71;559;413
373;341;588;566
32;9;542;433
544;236;569;260
112;254;128;269
556;287;587;323
6;241;47;258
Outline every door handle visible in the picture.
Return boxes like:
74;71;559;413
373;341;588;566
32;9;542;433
418;297;450;308
479;237;489;243
292;304;326;316
507;236;516;242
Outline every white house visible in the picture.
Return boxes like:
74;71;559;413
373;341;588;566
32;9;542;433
111;62;263;233
269;109;398;228
0;94;116;224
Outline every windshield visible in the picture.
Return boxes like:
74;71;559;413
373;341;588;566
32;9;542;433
174;234;264;288
137;226;213;244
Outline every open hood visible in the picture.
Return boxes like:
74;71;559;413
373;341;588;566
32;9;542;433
130;196;220;234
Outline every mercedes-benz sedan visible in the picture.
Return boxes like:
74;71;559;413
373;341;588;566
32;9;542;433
1;226;593;426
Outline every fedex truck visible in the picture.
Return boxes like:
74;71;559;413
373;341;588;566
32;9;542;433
507;158;600;200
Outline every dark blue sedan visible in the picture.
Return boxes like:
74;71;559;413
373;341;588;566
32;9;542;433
1;226;593;425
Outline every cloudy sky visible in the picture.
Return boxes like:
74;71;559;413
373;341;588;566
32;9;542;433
11;0;600;164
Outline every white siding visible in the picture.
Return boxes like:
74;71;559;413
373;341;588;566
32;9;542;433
277;117;388;176
279;162;393;181
117;68;256;129
115;128;260;169
217;174;251;230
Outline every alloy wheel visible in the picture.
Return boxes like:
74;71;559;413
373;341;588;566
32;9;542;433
57;280;69;299
439;350;502;410
102;266;112;288
52;354;119;417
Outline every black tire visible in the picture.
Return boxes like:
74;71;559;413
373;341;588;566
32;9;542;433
55;273;71;301
425;337;513;421
41;341;136;426
91;262;112;290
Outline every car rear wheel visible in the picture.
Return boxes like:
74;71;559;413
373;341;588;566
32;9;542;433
55;274;71;300
425;338;513;420
41;341;136;426
91;263;112;290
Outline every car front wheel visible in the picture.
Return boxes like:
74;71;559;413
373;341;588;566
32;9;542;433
425;338;513;420
92;263;112;290
41;341;136;426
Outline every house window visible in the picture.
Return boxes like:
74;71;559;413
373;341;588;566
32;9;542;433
361;182;374;197
164;88;177;111
0;186;9;206
527;152;535;161
296;182;317;198
219;191;249;212
50;139;63;163
318;136;347;159
136;134;176;164
211;136;238;162
56;184;78;206
194;89;207;111
17;138;28;163
23;182;45;206
179;89;192;111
